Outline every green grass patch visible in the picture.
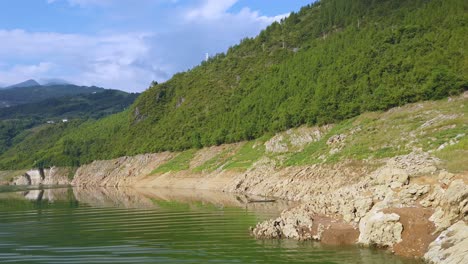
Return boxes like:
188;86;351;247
222;141;265;171
192;147;235;173
152;149;197;174
435;137;468;173
283;140;329;166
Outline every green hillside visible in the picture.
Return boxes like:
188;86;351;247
0;90;139;156
0;0;466;169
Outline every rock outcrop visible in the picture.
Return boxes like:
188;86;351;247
72;153;174;187
358;211;403;247
12;167;70;186
424;221;468;264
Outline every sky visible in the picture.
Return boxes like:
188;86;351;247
0;0;313;92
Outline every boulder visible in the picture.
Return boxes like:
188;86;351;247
358;211;403;248
424;221;468;264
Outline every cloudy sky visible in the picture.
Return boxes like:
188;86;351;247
0;0;312;92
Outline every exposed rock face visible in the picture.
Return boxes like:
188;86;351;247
13;174;31;185
265;126;331;153
424;221;468;264
12;167;70;186
72;153;174;187
370;152;439;189
252;206;314;240
251;205;359;245
358;211;403;247
427;179;468;231
246;152;466;260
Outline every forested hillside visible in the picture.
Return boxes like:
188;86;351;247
0;84;105;107
0;90;138;156
0;0;466;169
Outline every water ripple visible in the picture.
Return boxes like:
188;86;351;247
0;187;422;264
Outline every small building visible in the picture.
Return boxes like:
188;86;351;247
46;120;55;124
62;119;68;123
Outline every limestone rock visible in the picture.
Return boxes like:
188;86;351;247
265;134;288;153
12;167;70;186
424;221;468;264
358;211;403;247
373;167;409;188
13;174;31;185
252;207;314;240
251;219;282;238
327;134;346;145
429;179;468;231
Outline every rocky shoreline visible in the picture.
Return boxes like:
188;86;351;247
2;95;467;263
3;150;466;263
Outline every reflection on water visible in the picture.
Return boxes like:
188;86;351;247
0;186;422;264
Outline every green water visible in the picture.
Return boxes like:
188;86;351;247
0;186;422;264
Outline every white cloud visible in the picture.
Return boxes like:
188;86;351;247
0;29;162;92
2;1;292;91
184;0;288;23
0;62;54;84
185;0;238;20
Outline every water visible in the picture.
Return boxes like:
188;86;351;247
0;186;422;264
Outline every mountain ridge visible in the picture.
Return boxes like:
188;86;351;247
0;84;107;108
5;79;40;89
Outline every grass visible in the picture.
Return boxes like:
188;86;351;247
435;136;468;173
152;149;197;174
192;147;236;173
152;95;467;174
222;141;266;171
283;96;467;170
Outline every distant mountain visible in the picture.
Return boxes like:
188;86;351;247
6;79;41;89
0;84;105;108
0;89;139;120
40;78;71;86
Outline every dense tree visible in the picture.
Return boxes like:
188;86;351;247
0;0;466;169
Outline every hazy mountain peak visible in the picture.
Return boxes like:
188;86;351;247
40;78;71;86
6;79;41;89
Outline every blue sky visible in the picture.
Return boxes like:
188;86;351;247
0;0;313;91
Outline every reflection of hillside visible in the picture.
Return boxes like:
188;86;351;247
73;186;293;214
0;187;70;202
1;186;292;216
21;188;70;202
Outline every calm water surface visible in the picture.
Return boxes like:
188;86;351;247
0;186;422;264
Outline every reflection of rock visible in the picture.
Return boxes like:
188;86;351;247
424;221;468;264
24;190;44;201
72;187;156;209
23;188;70;202
72;186;292;214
